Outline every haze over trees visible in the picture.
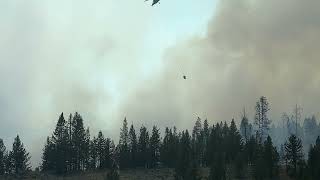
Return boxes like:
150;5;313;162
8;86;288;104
0;96;320;179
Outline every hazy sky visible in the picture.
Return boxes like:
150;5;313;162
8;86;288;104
1;0;320;167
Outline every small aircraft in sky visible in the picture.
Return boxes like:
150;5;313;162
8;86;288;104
145;0;160;6
183;75;187;80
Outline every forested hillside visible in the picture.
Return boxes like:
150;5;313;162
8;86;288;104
1;96;320;179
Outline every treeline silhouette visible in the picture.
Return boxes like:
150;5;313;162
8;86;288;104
0;96;320;179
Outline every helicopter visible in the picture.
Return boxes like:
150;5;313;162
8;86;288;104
145;0;160;6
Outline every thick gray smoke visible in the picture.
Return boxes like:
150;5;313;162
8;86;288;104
1;0;320;167
121;0;320;131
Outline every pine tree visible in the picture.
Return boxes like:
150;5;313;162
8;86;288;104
254;96;271;143
175;130;194;180
263;136;279;178
52;112;69;174
138;125;149;168
227;119;242;162
160;127;170;167
66;113;74;172
72;112;87;171
284;134;303;178
0;138;6;175
97;131;105;169
84;128;91;170
96;131;108;169
10;135;31;175
150;126;161;168
89;136;98;169
304;116;318;148
128;124;137;168
119;117;130;169
104;138;112;169
5;150;13;174
192;117;204;167
240;113;252;143
41;136;55;172
203;119;210;166
244;136;257;165
308;136;320;179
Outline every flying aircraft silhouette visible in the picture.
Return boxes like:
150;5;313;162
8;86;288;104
183;75;187;79
152;0;160;6
145;0;160;6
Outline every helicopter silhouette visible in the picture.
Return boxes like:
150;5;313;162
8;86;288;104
145;0;160;6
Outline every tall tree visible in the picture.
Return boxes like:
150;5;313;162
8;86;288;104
52;112;69;174
292;104;303;136
41;136;55;172
96;131;105;169
227;119;242;162
160;127;171;167
203;119;210;166
254;96;271;143
83;128;91;169
0;138;6;175
240;109;252;143
119;117;129;169
89;136;97;169
284;135;304;178
150;126;161;168
128;124;138;168
104;138;113;169
303;116;318;148
138;125;149;168
263;136;279;178
9;135;31;174
192;117;204;167
175;130;194;180
66;113;74;172
72;112;87;171
308;136;320;179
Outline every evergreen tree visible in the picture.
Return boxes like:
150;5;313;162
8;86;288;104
66;113;74;172
303;116;318;148
160;127;171;167
96;131;107;169
227;119;242;162
192;117;204;167
52;112;69;174
240;113;252;143
284;135;304;178
244;136;258;165
41;136;55;172
89;136;98;169
0;138;6;175
254;96;271;143
104;138;113;169
160;127;179;168
119;117;130;169
9;135;31;175
72;112;87;171
5;150;13;174
83;128;91;169
138;125;149;168
175;130;195;180
149;126;161;167
203;119;210;166
96;131;106;169
308;136;320;179
263;136;279;178
128;124;138;168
